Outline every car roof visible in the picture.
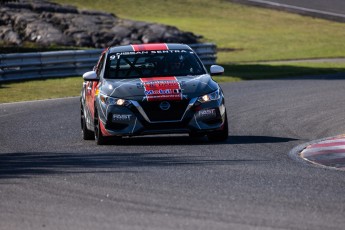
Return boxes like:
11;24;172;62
108;43;192;53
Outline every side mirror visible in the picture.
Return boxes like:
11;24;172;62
83;71;98;81
210;65;224;76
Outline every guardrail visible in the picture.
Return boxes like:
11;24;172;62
0;43;217;82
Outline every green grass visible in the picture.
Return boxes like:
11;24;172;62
52;0;345;63
214;62;345;82
0;77;82;103
1;0;345;103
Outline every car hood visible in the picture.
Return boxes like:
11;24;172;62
100;74;219;101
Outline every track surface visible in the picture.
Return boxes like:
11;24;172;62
231;0;345;22
264;0;345;15
1;76;345;229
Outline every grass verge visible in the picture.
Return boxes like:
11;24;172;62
215;62;345;82
0;77;82;103
51;0;345;63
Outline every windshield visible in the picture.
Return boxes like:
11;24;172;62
105;50;206;79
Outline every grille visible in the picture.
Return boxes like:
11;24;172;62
106;122;129;130
143;122;188;130
139;100;190;122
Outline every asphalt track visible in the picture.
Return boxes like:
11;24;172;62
231;0;345;22
1;75;345;229
262;0;345;15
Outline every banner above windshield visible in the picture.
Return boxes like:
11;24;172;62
109;50;189;59
106;50;206;79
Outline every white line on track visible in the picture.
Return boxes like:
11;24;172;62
0;96;79;106
243;0;345;18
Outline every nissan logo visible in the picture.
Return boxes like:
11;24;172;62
159;101;170;110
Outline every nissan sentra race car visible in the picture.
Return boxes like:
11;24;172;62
81;43;228;144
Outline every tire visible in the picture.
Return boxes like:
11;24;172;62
207;114;228;142
94;109;107;145
81;105;94;140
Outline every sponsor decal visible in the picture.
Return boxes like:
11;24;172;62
137;80;186;89
113;114;132;121
198;109;216;118
140;77;183;101
145;89;181;95
131;43;168;51
110;50;187;60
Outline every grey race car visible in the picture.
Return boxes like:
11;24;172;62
81;43;228;144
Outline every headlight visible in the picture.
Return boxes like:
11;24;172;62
198;89;221;103
99;94;130;106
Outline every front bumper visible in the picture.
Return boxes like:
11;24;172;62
97;96;227;137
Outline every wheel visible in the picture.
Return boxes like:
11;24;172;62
207;114;228;142
94;109;107;145
81;105;94;140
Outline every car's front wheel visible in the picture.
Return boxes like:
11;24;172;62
94;109;107;145
81;105;94;140
207;114;228;142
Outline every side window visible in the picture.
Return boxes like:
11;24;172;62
96;53;105;77
94;48;109;77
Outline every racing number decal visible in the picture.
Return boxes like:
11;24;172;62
140;77;182;101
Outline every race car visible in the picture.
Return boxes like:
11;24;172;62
80;43;228;144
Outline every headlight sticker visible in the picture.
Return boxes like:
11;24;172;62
198;89;221;103
100;94;129;106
